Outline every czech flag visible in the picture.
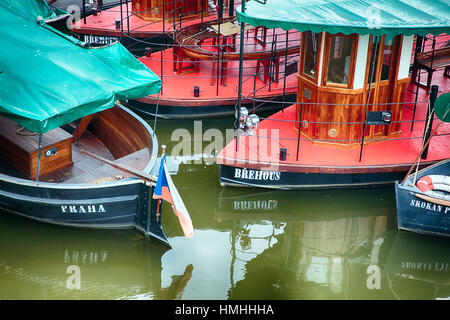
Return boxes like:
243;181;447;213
153;153;194;238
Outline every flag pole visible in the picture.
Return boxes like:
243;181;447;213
156;145;167;217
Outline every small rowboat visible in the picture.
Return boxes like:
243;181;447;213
395;159;450;237
0;0;176;246
395;93;450;237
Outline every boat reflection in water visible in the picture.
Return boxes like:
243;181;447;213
215;186;450;299
3;159;450;299
0;212;192;300
384;232;450;300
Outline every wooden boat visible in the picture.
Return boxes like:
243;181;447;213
0;0;174;246
217;0;450;189
70;0;229;46
395;92;450;237
127;16;300;118
395;159;450;237
0;105;171;245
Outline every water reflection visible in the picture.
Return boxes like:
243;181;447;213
384;232;450;300
214;185;450;299
0;213;193;300
215;186;397;299
1;158;450;299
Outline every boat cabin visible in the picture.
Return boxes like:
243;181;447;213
132;0;211;21
0;117;73;180
297;31;413;147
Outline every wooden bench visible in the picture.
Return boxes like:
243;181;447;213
0;116;73;180
411;45;450;91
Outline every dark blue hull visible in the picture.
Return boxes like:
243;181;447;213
395;159;450;237
219;164;408;189
0;173;169;246
126;95;297;119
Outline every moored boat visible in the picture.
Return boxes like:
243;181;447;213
395;159;450;237
216;0;450;189
70;0;231;46
127;16;300;118
395;92;450;237
0;0;180;246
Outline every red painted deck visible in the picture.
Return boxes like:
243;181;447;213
217;75;450;171
71;2;218;37
136;46;299;107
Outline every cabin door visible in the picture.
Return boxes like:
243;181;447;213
365;34;401;138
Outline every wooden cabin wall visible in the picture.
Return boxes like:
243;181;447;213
295;33;410;148
88;107;152;159
296;78;366;147
132;0;210;21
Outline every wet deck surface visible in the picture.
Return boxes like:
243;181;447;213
51;0;128;12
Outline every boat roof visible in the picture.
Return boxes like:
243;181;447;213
236;0;450;36
18;0;66;21
0;0;161;134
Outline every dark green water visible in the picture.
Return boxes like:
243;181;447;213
1;116;450;300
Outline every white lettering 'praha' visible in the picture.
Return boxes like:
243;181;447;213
234;168;281;181
60;205;106;213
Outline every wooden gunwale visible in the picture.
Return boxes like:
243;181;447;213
0;105;157;186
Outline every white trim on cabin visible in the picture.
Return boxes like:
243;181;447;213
398;35;414;80
353;34;370;90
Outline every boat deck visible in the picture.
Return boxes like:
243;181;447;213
217;75;450;171
71;2;218;37
0;129;150;184
136;46;298;107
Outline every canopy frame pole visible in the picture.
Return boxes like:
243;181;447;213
402;108;449;185
82;0;86;24
359;35;379;162
229;0;235;17
421;85;439;160
126;0;130;35
152;93;161;137
120;0;123;36
410;35;424;132
235;1;246;152
35;134;43;182
282;30;289;112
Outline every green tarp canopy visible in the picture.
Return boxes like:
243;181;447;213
435;92;450;123
236;0;450;36
16;0;68;21
0;0;161;134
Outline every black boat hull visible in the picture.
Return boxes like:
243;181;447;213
126;94;297;119
395;159;450;237
219;164;408;189
0;174;169;246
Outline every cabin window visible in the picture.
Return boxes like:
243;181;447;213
326;35;353;85
302;31;320;80
380;35;394;81
367;36;380;84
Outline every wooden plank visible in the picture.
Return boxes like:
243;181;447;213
414;193;450;207
80;149;157;183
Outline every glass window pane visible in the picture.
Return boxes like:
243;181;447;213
368;36;380;84
303;31;319;79
326;35;353;85
380;35;394;81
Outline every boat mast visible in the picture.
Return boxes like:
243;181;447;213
35;134;43;182
235;0;246;152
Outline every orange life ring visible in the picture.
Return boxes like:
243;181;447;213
416;175;450;200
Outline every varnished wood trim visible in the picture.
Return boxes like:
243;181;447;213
299;31;323;85
321;33;358;89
